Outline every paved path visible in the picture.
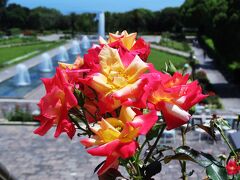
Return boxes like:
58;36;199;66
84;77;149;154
141;35;161;43
192;46;240;112
37;34;65;42
24;85;45;100
0;125;228;180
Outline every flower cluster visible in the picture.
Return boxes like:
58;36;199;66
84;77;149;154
34;30;207;176
226;158;240;175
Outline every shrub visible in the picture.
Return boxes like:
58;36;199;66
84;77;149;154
9;28;21;36
195;70;222;109
0;31;6;37
5;105;34;122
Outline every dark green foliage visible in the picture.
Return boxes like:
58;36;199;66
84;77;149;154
0;0;8;8
181;0;240;82
195;70;222;108
143;160;162;179
0;2;183;35
165;146;228;180
5;105;34;122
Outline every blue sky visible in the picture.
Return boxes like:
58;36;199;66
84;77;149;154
9;0;185;14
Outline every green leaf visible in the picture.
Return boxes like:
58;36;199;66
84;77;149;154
98;168;124;180
164;61;177;75
168;61;177;73
201;152;222;167
144;160;162;178
206;163;227;180
69;113;84;130
233;174;240;180
74;88;84;106
165;146;227;179
213;117;231;131
164;153;197;164
165;62;168;72
156;145;172;152
196;124;216;140
176;146;213;167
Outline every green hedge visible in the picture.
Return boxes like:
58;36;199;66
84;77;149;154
195;70;222;109
198;36;220;61
199;36;240;83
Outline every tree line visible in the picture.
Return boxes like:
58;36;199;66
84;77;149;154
181;0;240;72
0;2;182;34
1;0;240;75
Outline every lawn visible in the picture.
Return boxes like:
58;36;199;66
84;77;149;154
160;39;191;52
148;48;187;71
0;41;65;67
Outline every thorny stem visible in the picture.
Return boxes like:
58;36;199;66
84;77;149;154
144;124;166;164
218;128;238;158
181;127;187;180
129;160;138;177
72;107;93;136
136;140;147;162
82;107;97;121
132;156;142;179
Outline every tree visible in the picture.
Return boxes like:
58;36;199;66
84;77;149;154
180;0;220;35
213;0;240;61
75;13;96;33
0;0;8;30
4;3;30;29
0;0;8;8
27;7;62;31
156;7;182;32
70;13;77;37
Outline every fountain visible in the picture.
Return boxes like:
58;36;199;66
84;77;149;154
57;46;69;62
39;53;53;73
98;12;105;38
70;40;81;55
14;64;31;86
81;35;91;50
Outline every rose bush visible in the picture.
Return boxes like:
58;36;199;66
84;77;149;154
34;31;237;180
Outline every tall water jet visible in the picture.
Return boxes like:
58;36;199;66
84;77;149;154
39;53;53;73
70;40;81;55
98;12;105;38
14;64;31;86
57;46;69;62
81;35;90;50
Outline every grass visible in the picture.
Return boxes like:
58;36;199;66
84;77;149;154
0;36;40;46
159;38;191;52
148;48;187;71
0;41;65;67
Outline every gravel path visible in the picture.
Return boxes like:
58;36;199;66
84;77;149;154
0;125;228;180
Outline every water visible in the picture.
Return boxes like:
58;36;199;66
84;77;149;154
57;46;69;62
14;64;31;86
39;53;53;73
0;48;87;98
70;40;81;55
98;12;105;37
81;36;91;50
